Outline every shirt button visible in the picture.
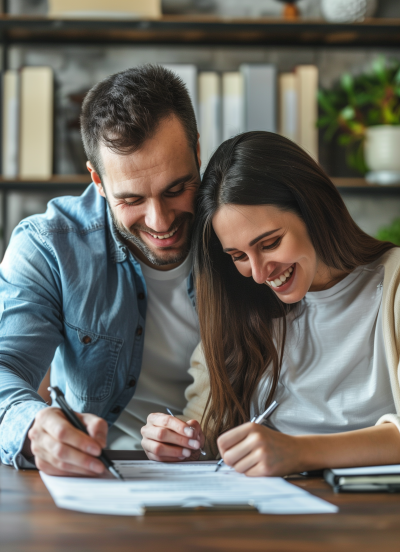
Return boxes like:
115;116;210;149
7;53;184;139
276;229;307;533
137;292;145;300
128;378;136;388
136;326;143;336
111;406;121;414
82;335;92;344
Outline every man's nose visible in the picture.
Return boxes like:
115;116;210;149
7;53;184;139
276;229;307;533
144;200;175;232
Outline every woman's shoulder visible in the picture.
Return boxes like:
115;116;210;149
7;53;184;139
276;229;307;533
381;247;400;281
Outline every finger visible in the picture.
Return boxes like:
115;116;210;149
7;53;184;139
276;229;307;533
185;420;204;444
145;451;186;463
229;449;260;475
217;422;254;454
141;425;201;450
141;437;192;460
41;411;103;457
79;413;108;449
33;431;105;475
221;432;257;468
147;413;196;438
35;456;100;477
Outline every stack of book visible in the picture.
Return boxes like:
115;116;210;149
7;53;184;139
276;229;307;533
0;62;318;180
164;63;319;166
2;67;54;179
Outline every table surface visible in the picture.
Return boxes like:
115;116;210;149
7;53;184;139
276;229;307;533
2;452;400;552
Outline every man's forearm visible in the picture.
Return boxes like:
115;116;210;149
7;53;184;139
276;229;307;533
297;423;400;471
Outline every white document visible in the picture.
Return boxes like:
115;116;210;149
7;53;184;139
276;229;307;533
331;464;400;476
40;460;338;516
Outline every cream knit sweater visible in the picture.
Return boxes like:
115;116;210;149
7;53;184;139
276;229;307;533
181;248;400;437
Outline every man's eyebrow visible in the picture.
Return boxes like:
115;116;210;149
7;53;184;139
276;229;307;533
112;173;196;200
223;228;282;252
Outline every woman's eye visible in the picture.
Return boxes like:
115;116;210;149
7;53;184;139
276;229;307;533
262;237;282;250
232;253;248;262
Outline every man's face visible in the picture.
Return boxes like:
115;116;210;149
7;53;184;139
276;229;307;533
89;116;201;270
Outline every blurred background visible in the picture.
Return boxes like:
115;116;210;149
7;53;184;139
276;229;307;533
1;0;400;254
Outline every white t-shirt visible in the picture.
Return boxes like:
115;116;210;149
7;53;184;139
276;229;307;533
253;258;396;435
113;254;200;448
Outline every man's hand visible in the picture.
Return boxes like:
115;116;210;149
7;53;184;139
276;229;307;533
217;422;301;477
141;413;205;462
27;407;108;476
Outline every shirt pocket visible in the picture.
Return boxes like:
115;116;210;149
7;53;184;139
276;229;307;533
62;320;123;402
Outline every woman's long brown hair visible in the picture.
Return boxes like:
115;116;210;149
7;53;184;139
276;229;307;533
192;132;396;453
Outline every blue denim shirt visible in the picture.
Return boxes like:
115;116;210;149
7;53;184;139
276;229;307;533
0;184;195;468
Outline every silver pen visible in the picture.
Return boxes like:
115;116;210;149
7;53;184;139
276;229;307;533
215;401;279;472
166;408;206;456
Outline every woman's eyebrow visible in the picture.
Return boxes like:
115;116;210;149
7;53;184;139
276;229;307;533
223;228;281;252
249;228;282;246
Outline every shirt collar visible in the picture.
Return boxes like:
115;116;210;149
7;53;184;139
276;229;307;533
106;205;128;263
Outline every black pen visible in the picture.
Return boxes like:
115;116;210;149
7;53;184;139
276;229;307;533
48;386;124;481
215;401;279;472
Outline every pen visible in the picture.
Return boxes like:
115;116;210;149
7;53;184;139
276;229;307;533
48;386;124;481
166;408;206;456
215;401;279;472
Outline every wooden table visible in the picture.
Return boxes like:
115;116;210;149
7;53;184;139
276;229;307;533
2;452;400;552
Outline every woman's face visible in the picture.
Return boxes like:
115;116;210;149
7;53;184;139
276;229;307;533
212;204;328;304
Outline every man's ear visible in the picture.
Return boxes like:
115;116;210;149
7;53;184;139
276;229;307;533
86;161;105;198
196;133;201;170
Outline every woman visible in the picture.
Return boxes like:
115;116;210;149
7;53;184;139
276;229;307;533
188;131;400;476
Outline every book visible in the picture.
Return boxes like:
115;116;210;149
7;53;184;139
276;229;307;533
296;65;318;161
19;67;54;179
240;64;276;134
278;72;297;143
222;72;244;141
162;64;198;121
48;0;161;18
324;465;400;493
199;72;221;165
2;70;20;178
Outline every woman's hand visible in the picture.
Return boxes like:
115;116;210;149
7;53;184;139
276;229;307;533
141;413;205;462
217;422;301;477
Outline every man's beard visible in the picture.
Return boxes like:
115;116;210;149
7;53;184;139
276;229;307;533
108;204;193;267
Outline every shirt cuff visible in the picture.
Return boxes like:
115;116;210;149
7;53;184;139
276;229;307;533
0;400;48;469
376;413;400;433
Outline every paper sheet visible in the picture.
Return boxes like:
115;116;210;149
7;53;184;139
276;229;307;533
40;460;338;516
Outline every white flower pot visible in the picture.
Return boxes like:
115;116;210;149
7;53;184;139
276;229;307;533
364;126;400;185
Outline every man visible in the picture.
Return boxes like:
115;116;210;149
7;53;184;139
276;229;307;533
0;65;206;476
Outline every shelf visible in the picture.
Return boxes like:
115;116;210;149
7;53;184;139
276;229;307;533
0;16;400;46
0;175;91;192
0;176;399;194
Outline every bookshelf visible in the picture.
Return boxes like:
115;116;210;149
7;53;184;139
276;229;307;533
0;16;399;47
1;15;400;254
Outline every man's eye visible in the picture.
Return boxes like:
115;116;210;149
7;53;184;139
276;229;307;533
262;237;282;250
165;187;184;197
232;253;247;262
124;198;141;206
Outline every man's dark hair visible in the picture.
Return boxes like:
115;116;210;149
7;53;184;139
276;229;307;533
80;64;198;176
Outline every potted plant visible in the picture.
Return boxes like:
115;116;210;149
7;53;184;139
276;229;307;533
318;57;400;184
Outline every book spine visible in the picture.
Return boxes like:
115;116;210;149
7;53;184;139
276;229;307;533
296;65;319;161
222;72;244;141
19;67;54;179
279;72;297;143
2;70;20;178
48;0;162;18
241;64;277;134
199;72;221;166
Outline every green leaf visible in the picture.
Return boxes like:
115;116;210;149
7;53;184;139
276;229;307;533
340;106;355;120
376;218;400;245
341;73;354;94
338;134;352;145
